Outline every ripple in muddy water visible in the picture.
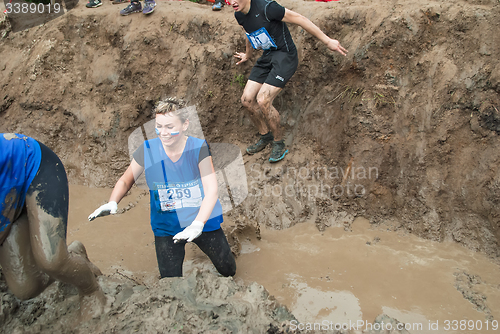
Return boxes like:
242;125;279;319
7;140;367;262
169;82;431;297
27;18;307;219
68;185;500;333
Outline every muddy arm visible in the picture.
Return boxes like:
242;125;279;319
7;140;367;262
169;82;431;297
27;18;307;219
282;9;348;56
234;28;254;65
109;159;144;204
194;156;219;223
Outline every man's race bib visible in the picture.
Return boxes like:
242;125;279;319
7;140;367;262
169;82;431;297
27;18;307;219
155;180;203;226
246;27;277;50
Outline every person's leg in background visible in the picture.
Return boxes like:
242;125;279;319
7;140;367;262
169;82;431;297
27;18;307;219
241;80;275;155
120;1;143;15
255;83;288;162
86;0;103;9
212;0;224;11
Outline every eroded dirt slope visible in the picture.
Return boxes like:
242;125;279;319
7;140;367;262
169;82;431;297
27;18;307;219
1;0;500;258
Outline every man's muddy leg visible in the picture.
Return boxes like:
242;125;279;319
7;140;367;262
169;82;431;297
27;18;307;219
257;84;283;140
241;80;270;135
0;213;52;300
25;142;107;319
25;142;100;296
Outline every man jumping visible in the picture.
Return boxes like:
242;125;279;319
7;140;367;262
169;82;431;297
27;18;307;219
231;0;347;162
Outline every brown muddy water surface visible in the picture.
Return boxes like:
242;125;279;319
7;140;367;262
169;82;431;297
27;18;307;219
68;185;500;334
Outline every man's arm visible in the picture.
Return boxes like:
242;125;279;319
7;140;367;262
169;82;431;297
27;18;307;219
282;9;348;56
234;28;254;65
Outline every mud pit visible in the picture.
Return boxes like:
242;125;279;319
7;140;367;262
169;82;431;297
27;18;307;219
67;186;500;333
1;0;500;332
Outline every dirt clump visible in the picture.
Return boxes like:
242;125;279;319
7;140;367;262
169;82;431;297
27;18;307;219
1;263;409;333
1;267;297;333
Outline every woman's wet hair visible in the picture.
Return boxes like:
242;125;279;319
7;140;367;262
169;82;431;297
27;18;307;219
154;97;189;123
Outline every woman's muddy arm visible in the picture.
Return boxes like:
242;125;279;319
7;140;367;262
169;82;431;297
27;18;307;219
109;159;144;204
195;156;219;223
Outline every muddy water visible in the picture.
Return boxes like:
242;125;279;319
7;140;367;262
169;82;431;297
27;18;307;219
68;185;500;334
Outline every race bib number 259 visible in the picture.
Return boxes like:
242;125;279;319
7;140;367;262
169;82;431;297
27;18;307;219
157;181;202;212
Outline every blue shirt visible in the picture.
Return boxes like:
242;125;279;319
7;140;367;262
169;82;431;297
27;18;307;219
0;133;41;232
133;137;223;236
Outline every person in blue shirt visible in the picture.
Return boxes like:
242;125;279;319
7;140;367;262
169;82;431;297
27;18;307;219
0;133;104;315
231;0;348;162
89;98;236;278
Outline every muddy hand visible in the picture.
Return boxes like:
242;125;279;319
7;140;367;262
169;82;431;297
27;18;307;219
234;52;248;65
88;201;118;221
173;220;204;243
327;39;348;56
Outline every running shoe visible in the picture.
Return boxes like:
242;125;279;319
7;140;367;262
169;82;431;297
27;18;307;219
86;0;102;7
143;0;156;14
120;1;142;15
246;132;273;154
269;140;288;163
112;0;129;4
212;2;223;11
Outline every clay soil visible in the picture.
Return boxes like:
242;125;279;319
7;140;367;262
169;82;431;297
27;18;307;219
1;0;500;332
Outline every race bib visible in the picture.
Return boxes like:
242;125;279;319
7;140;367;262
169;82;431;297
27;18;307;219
246;27;277;50
155;181;203;226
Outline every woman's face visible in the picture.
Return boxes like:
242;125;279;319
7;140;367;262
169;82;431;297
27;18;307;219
155;113;188;147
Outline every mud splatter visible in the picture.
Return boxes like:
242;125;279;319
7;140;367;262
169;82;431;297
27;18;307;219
454;270;494;320
0;188;19;232
2;133;20;140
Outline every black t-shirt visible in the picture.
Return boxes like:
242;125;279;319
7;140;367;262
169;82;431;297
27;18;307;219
235;0;296;53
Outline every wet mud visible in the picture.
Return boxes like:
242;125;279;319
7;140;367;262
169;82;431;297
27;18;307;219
3;185;499;333
0;0;499;258
2;185;489;333
1;268;296;333
1;0;500;332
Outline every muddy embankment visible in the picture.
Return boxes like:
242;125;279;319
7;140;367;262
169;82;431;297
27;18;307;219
2;0;500;256
1;0;500;332
0;268;298;333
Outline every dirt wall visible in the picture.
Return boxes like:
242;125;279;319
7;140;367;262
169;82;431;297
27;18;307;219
1;0;500;256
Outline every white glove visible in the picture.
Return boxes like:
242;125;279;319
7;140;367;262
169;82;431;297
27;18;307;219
88;201;118;221
173;221;205;243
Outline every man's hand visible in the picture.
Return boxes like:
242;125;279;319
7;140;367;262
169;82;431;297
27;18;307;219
88;201;118;221
326;38;348;56
234;52;249;65
173;220;205;243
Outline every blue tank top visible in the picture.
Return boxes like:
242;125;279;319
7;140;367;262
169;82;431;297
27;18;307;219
0;133;42;232
134;137;223;236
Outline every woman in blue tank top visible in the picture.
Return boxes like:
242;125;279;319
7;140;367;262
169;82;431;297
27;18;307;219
89;98;236;278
